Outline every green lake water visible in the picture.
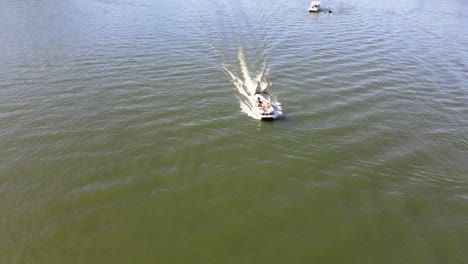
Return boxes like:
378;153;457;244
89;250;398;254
1;0;467;263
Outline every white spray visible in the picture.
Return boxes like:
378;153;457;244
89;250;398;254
223;46;271;119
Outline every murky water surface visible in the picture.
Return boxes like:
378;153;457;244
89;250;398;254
1;0;467;263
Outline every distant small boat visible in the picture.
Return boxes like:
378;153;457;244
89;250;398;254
308;1;321;12
254;92;283;120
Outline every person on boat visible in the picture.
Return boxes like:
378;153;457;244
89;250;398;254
257;97;263;107
262;101;270;111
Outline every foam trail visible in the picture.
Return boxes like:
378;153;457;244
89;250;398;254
223;46;270;119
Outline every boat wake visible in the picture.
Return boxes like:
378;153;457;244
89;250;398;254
192;0;282;120
223;46;274;120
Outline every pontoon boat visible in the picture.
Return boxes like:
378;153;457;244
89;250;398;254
254;92;283;120
309;1;321;12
